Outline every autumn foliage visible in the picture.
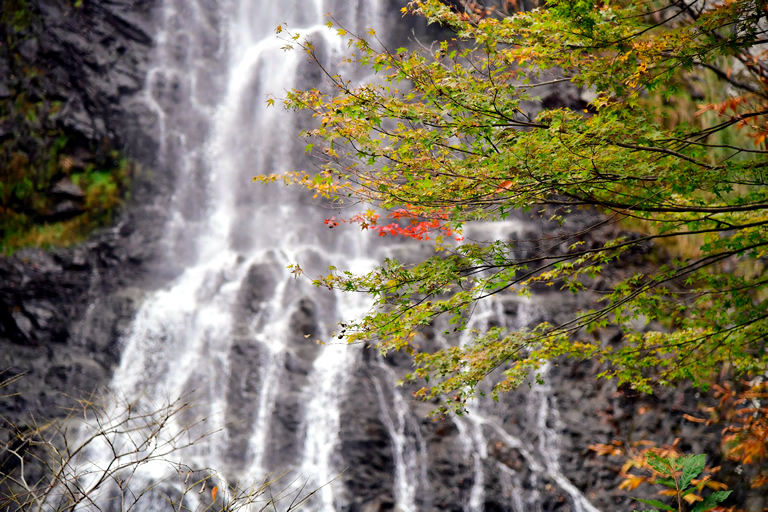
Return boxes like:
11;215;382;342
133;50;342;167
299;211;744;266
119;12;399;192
259;0;768;399
708;380;768;489
257;2;768;504
324;207;463;241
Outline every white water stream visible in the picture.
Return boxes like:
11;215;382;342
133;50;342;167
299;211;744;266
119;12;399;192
72;1;603;510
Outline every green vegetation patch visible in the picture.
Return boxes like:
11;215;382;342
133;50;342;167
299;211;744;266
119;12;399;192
0;153;134;255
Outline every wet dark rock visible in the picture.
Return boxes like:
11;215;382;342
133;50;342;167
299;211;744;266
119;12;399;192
237;261;278;316
0;120;11;143
58;93;103;140
21;301;56;332
0;224;157;411
16;37;39;61
51;177;85;199
287;297;322;363
284;352;312;375
5;0;160;154
224;338;264;470
77;288;143;361
49;199;84;219
99;8;153;45
7;309;34;344
339;368;397;508
541;83;587;111
0;0;168;432
357;499;397;512
44;357;108;392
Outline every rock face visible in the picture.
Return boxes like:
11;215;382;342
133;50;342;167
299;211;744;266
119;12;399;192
0;0;171;430
322;290;725;512
5;0;159;160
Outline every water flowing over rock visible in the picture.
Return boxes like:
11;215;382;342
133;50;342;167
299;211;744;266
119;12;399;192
2;1;727;511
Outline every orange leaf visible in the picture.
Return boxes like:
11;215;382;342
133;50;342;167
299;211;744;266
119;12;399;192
705;480;730;491
588;443;622;457
695;104;712;117
619;475;647;491
494;180;514;193
211;486;218;501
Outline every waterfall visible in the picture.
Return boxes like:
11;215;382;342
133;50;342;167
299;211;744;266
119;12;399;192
72;1;605;510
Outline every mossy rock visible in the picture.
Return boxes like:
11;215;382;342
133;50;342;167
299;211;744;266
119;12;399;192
0;1;137;256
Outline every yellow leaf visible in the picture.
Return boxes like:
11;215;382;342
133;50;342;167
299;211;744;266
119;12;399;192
682;493;702;504
704;480;730;491
618;475;646;491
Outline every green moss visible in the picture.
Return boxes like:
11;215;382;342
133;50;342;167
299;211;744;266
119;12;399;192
1;148;135;256
1;212;94;252
1;0;33;33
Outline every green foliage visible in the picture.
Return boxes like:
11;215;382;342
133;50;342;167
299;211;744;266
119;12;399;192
1;0;33;33
633;453;731;512
262;0;768;415
0;154;132;255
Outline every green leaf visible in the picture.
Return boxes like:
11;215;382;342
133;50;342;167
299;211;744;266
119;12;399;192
261;0;768;425
633;498;675;511
691;490;732;512
645;453;672;476
680;454;706;490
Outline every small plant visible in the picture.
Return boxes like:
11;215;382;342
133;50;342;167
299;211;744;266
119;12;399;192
632;453;732;512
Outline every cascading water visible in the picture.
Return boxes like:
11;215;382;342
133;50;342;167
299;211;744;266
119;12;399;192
74;1;606;510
